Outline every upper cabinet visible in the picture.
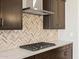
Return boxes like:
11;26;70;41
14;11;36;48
43;0;65;29
0;0;22;30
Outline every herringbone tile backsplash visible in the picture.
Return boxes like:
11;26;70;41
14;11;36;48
0;14;58;51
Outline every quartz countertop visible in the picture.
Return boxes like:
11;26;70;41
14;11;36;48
0;40;73;59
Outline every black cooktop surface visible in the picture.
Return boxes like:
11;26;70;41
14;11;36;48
20;42;56;51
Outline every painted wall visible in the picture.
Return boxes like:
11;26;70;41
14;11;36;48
78;0;79;59
58;0;78;59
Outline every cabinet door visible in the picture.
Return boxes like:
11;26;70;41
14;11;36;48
1;0;22;30
53;44;73;59
23;56;35;59
64;44;73;59
35;51;50;59
35;49;64;59
43;0;65;29
0;0;2;28
57;0;65;29
43;0;58;29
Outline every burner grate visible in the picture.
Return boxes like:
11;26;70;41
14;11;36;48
20;42;56;51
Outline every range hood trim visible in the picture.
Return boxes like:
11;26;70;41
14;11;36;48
22;7;54;16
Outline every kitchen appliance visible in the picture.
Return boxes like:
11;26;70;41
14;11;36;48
20;42;56;51
22;0;54;15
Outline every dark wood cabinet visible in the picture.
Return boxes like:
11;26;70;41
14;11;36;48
35;51;50;59
0;0;2;28
50;44;73;59
0;0;22;30
24;44;73;59
24;56;35;59
43;0;65;29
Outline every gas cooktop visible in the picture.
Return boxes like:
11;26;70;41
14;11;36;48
20;42;56;51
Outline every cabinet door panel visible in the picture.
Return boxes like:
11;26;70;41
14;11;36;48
23;56;35;59
43;0;65;29
43;0;58;29
0;0;2;28
35;51;50;59
1;0;22;30
64;44;73;59
57;0;65;29
54;44;73;59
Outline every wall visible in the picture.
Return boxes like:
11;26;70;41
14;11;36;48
78;0;79;58
0;14;58;51
58;0;78;59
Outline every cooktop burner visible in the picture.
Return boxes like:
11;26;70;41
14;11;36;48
20;42;56;51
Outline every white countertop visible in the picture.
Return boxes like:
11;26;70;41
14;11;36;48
0;40;73;59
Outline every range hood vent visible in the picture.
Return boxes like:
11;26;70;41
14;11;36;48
22;0;54;16
23;7;54;16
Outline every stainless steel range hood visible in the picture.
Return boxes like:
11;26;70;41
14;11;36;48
22;0;54;16
23;7;54;16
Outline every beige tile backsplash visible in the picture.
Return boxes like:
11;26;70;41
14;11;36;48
0;14;58;51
